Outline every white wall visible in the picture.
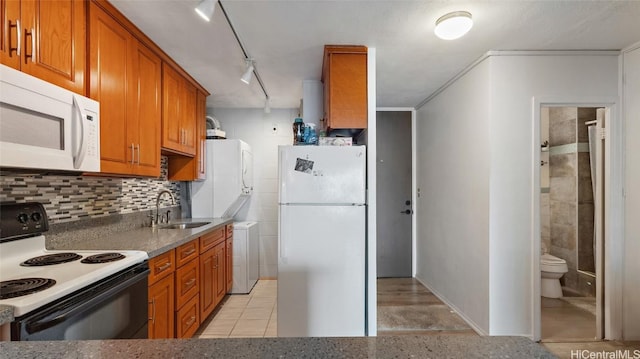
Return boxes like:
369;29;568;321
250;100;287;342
209;108;297;278
415;59;492;334
488;54;618;335
416;52;619;337
622;44;640;340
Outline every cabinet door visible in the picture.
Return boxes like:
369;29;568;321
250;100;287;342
130;41;161;176
0;0;20;69
181;81;197;155
195;90;207;179
175;294;199;339
21;0;85;94
148;273;175;339
322;46;367;130
199;248;215;322
89;2;132;174
175;257;199;309
162;63;183;152
225;238;233;293
214;241;226;306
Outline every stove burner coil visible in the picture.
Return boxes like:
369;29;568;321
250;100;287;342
81;253;125;264
0;278;56;299
20;253;82;266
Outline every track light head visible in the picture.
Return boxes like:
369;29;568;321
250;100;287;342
241;59;254;85
195;0;216;22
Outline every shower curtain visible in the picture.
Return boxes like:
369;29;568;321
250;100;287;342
588;125;598;270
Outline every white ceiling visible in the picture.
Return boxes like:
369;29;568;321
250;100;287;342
111;0;640;110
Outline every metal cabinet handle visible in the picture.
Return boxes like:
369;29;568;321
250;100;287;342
157;262;171;272
24;27;34;62
136;144;141;164
149;298;156;324
183;248;196;257
185;316;196;327
8;19;20;56
185;278;196;287
131;143;135;164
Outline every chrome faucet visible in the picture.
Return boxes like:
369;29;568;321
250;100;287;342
150;189;176;227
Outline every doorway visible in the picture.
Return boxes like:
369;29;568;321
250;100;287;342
538;106;606;341
376;110;413;278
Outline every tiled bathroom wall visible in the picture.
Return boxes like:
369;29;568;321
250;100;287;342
547;107;595;297
0;156;182;224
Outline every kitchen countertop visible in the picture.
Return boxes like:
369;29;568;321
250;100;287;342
0;305;13;326
52;218;232;258
0;336;556;358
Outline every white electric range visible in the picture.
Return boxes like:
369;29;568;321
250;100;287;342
0;202;150;341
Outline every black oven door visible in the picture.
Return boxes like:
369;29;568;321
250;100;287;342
11;262;149;341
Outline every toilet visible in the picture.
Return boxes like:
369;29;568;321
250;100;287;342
540;247;569;298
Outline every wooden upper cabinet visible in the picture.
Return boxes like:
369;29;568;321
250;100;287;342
129;41;161;176
89;2;160;177
168;90;206;181
162;63;197;156
321;45;367;131
0;0;85;94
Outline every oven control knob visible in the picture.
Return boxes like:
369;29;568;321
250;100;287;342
17;213;29;224
31;212;42;222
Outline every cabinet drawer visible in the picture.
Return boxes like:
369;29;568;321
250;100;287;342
149;250;176;285
200;227;225;253
225;223;233;238
175;294;199;339
175;257;199;309
176;239;199;268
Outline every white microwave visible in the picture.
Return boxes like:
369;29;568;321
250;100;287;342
0;65;100;172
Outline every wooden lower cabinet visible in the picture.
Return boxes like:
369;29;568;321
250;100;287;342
199;247;216;322
176;294;199;338
148;273;175;339
148;225;233;337
226;238;233;293
214;241;226;306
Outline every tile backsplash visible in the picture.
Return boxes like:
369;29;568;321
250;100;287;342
0;157;181;224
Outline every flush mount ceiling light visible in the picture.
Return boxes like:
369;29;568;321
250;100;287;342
434;11;473;40
240;58;255;84
195;0;216;22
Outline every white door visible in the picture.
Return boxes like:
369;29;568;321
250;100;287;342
277;204;365;337
279;146;366;204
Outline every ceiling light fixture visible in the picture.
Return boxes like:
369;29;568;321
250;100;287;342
434;11;473;40
240;58;254;84
195;0;216;22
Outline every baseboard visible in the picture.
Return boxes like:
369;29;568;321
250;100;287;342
414;276;489;336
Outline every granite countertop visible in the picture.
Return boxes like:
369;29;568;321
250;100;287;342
0;336;557;358
52;217;233;258
0;305;13;326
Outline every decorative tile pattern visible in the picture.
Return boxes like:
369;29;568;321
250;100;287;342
0;156;182;224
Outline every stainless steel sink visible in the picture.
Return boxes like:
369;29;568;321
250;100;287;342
157;221;210;230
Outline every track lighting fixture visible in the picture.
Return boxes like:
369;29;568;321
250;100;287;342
241;59;254;85
195;0;216;22
264;98;271;114
434;11;473;40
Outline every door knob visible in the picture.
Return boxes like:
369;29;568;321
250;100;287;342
400;209;413;215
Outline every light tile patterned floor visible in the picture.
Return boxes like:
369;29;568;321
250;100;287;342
196;280;277;338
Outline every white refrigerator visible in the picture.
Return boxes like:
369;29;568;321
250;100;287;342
277;145;366;337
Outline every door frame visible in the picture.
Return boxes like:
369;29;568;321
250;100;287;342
376;107;417;276
531;97;623;341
